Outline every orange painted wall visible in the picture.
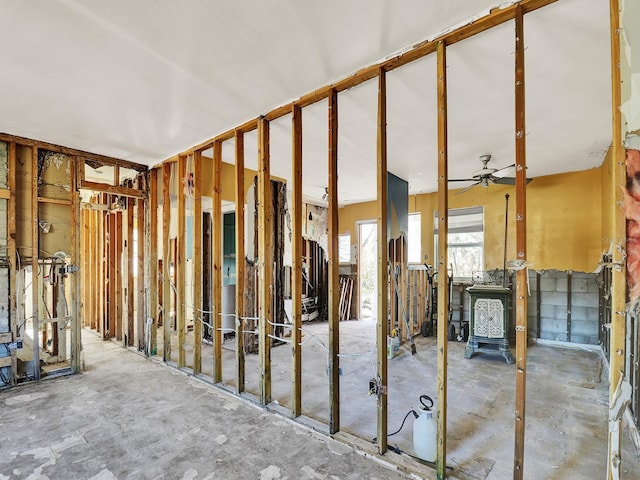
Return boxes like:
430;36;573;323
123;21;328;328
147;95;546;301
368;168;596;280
339;166;605;273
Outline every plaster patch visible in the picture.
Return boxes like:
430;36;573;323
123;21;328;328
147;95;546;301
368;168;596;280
325;438;353;456
222;401;239;411
260;465;281;480
215;434;227;445
181;468;198;480
5;392;48;406
88;469;117;480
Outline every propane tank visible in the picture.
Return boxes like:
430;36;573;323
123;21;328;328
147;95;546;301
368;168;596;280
413;395;437;462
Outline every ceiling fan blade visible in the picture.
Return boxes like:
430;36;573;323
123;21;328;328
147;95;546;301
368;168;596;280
493;163;516;174
493;176;516;185
492;176;533;185
455;181;481;195
448;178;477;182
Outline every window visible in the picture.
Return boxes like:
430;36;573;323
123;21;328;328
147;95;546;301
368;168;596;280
339;234;351;264
408;213;421;264
434;206;484;280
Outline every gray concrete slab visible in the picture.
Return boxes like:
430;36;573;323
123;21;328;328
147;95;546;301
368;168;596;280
0;331;417;480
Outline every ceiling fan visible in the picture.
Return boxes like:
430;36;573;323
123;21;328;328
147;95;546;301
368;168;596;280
449;154;531;194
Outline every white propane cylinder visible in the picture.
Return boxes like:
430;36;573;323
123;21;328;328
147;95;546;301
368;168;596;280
413;408;437;462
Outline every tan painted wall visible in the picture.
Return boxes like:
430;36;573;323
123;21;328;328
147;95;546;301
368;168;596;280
600;146;614;254
339;166;605;273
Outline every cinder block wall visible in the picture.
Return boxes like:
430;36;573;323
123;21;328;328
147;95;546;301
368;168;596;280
449;269;601;346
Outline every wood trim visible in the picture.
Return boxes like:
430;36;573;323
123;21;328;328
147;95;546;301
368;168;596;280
235;131;246;393
375;68;388;454
291;106;303;417
0;189;10;200
513;8;529;479
193;151;203;374
327;90;340;434
436;41;449;479
258;117;272;405
212;142;223;383
608;0;626;477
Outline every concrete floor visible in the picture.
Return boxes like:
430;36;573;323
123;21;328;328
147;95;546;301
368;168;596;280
0;330;416;480
156;318;640;479
9;322;636;478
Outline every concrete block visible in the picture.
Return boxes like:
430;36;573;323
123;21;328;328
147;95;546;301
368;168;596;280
571;278;589;293
556;277;570;292
572;293;599;308
540;304;556;319
556;305;569;320
540;277;557;292
570;306;590;322
588;279;600;294
543;291;567;306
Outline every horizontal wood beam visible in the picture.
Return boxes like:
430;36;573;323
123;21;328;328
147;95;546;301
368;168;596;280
80;180;146;199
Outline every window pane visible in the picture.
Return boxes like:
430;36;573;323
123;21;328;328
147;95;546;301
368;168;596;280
408;213;421;263
339;234;350;263
449;244;483;278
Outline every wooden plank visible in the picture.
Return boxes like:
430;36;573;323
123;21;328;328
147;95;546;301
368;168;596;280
0;188;10;200
258;117;273;404
0;356;12;368
291;107;303;416
99;194;106;338
108;205;116;338
513;8;529;479
80;180;145;199
137;197;145;351
37;197;72;206
436;40;449;480
127;198;135;346
177;155;186;367
608;0;626;477
193;151;203;374
0;332;11;344
162;0;558;163
149;169;159;355
327;89;340;433
376;68;389;454
7;142;17;384
31;146;40;380
212;142;223;382
162;163;172;361
235;131;246;393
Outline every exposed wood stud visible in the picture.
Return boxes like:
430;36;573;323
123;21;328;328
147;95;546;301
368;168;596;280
162;163;172;361
327;90;340;433
137;197;146;351
212;142;223;383
70;155;81;373
291;105;303;417
235;131;246;393
193;151;203;374
376;68;389;455
127;198;135;346
8;142;17;384
149;169;159;355
608;0;626;477
177;155;187;367
513;7;529;479
115;210;123;342
258;117;273;405
436;40;449;480
31;147;40;380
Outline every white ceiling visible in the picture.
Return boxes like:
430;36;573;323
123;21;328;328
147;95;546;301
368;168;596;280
0;0;612;204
